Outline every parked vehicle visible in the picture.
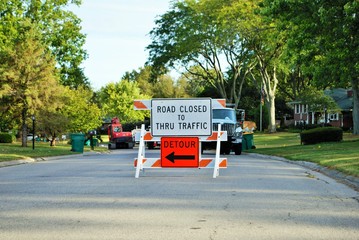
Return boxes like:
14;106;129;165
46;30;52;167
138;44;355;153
132;127;161;149
108;117;134;149
26;134;38;141
202;107;244;155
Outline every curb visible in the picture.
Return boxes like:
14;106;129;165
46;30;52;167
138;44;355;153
246;153;359;192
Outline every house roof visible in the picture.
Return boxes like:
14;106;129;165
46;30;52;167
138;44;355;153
324;88;353;111
288;88;353;112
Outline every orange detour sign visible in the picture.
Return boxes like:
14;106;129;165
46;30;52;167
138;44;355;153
161;137;199;168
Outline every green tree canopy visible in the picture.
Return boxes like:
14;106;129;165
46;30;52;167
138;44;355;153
62;86;103;133
265;0;359;134
0;21;62;146
97;80;150;123
0;0;88;88
147;0;256;108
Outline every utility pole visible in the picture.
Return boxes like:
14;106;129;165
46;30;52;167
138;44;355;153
260;84;263;132
31;115;35;150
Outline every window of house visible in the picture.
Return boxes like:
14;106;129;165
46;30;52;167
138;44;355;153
295;104;308;114
303;105;308;113
329;113;339;121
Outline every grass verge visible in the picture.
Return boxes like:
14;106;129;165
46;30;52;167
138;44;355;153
0;140;108;162
247;132;359;177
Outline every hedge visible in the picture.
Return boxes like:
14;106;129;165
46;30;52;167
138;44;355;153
300;127;343;145
0;133;15;143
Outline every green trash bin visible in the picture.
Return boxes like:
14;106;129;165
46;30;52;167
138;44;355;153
92;138;98;146
242;133;254;150
71;133;85;153
85;138;98;148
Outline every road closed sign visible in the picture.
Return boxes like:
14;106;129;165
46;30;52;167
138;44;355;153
151;98;212;136
161;137;199;168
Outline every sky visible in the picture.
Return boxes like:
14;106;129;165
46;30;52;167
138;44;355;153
71;0;172;90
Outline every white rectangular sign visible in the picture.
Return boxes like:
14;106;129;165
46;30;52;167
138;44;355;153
151;98;212;136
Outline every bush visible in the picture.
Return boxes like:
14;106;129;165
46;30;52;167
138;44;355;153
0;133;15;143
300;127;343;145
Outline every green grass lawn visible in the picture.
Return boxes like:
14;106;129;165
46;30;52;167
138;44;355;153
247;132;359;177
0;138;109;162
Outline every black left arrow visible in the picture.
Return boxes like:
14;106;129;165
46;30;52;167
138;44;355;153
165;151;195;163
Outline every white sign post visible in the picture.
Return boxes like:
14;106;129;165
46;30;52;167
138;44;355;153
151;98;212;136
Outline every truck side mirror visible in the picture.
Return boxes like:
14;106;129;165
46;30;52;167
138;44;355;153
236;109;245;122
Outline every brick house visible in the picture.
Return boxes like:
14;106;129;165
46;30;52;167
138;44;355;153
290;88;353;129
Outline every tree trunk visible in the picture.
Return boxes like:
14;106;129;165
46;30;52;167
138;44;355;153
352;78;359;135
50;138;56;146
259;62;278;133
21;109;28;147
267;93;276;133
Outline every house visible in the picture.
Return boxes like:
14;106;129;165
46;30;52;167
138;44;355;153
291;88;353;129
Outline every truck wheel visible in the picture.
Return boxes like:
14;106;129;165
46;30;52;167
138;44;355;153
147;142;154;149
127;142;134;149
234;144;242;155
221;142;231;155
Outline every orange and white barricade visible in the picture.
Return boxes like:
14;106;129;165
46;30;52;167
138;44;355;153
134;124;227;178
133;98;228;178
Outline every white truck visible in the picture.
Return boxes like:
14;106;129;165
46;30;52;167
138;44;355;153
202;107;244;155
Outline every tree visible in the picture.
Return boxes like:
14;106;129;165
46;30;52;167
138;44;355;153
97;80;150;123
124;66;154;97
147;0;285;132
36;110;70;146
265;0;359;134
146;0;255;108
174;77;192;98
0;21;62;147
62;86;103;133
124;66;193;99
0;0;88;88
152;75;175;98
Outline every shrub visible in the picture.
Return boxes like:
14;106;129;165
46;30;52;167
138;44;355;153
0;133;15;143
300;127;343;145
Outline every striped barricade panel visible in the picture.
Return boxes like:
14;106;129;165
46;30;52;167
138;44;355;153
134;100;151;110
143;132;161;142
134;99;226;110
199;158;227;168
199;131;227;142
134;158;227;169
141;131;227;142
134;158;161;168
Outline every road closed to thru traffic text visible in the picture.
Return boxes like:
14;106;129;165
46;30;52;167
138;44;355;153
151;98;212;136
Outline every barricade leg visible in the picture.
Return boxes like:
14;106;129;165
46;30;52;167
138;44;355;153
213;124;221;178
135;124;146;178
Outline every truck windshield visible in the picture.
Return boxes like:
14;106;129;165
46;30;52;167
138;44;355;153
113;126;122;132
213;109;236;122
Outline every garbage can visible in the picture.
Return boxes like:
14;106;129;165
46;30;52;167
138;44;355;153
92;138;98;146
85;138;98;149
242;133;254;150
70;133;85;153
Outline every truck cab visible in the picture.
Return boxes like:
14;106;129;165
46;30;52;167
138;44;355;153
202;107;244;155
108;117;134;149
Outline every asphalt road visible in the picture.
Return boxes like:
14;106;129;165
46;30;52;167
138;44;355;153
0;149;358;240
